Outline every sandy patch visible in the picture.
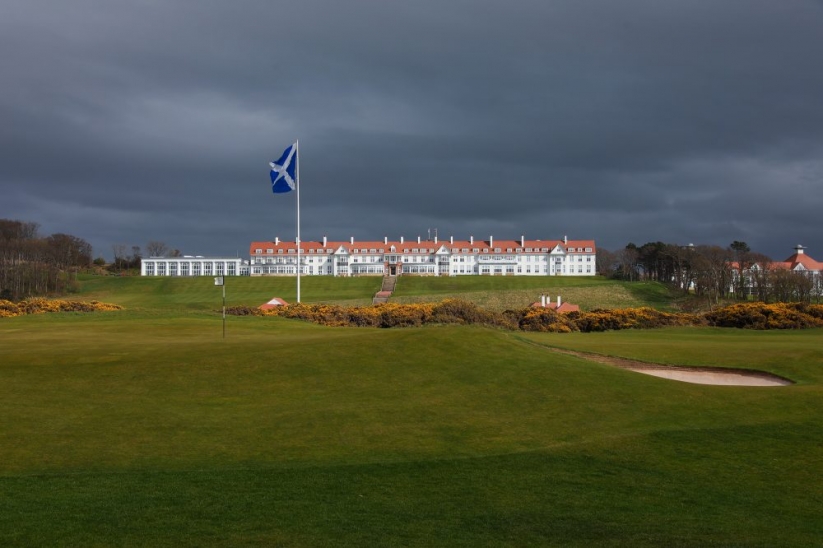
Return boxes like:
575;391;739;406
546;347;793;387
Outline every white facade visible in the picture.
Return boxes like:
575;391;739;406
141;256;250;277
249;236;596;277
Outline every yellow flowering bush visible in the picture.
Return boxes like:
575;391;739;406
573;307;699;332
705;302;823;329
0;299;123;318
518;308;579;332
226;300;823;332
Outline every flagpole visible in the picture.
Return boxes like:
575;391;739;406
295;139;301;303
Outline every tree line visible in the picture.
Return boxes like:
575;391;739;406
0;219;93;300
596;241;822;304
110;241;181;273
1;218;179;300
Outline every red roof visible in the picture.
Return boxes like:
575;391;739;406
250;238;596;255
783;252;823;272
259;297;288;310
530;301;581;313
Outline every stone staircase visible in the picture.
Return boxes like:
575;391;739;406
372;276;396;304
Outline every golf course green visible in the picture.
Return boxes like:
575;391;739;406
1;276;821;546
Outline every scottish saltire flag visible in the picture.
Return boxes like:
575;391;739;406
269;142;298;193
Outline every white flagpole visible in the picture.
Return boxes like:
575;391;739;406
295;140;301;303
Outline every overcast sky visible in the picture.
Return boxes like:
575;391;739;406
2;0;822;260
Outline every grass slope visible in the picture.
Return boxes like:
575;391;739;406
74;274;383;310
1;278;822;545
391;276;676;311
74;274;678;313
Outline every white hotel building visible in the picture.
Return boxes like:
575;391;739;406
249;236;596;277
140;256;250;277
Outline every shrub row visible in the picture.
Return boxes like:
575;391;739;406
704;302;823;330
0;298;123;318
230;300;823;332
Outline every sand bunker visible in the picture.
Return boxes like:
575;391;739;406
547;347;792;387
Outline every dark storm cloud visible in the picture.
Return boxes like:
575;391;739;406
1;0;822;260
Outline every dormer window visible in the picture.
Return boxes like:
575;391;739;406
267;249;273;254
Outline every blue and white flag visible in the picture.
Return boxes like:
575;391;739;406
269;142;298;193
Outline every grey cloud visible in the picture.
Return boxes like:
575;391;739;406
1;0;822;259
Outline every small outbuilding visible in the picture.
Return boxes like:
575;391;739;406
531;295;580;313
259;297;289;310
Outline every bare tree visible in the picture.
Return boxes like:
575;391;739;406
112;244;127;272
691;245;733;308
145;241;169;257
616;245;639;281
1;219;93;299
595;247;617;277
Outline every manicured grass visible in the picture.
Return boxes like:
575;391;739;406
74;274;383;310
392;276;677;311
2;279;822;545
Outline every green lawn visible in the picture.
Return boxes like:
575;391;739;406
74;274;383;310
1;277;822;546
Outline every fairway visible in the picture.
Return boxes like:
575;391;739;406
1;278;822;546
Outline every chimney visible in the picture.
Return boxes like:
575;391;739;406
350;236;354;245
450;236;454;245
434;235;438;244
322;236;327;247
490;235;494;247
384;236;388;245
470;235;474;245
557;295;562;307
796;245;806;255
400;236;404;244
417;236;421;244
563;235;568;245
275;237;280;245
521;235;525;247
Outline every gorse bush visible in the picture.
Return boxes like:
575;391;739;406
572;307;698;332
230;299;823;332
0;298;123;318
705;302;823;329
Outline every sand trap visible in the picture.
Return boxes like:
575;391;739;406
546;347;792;387
620;366;792;386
